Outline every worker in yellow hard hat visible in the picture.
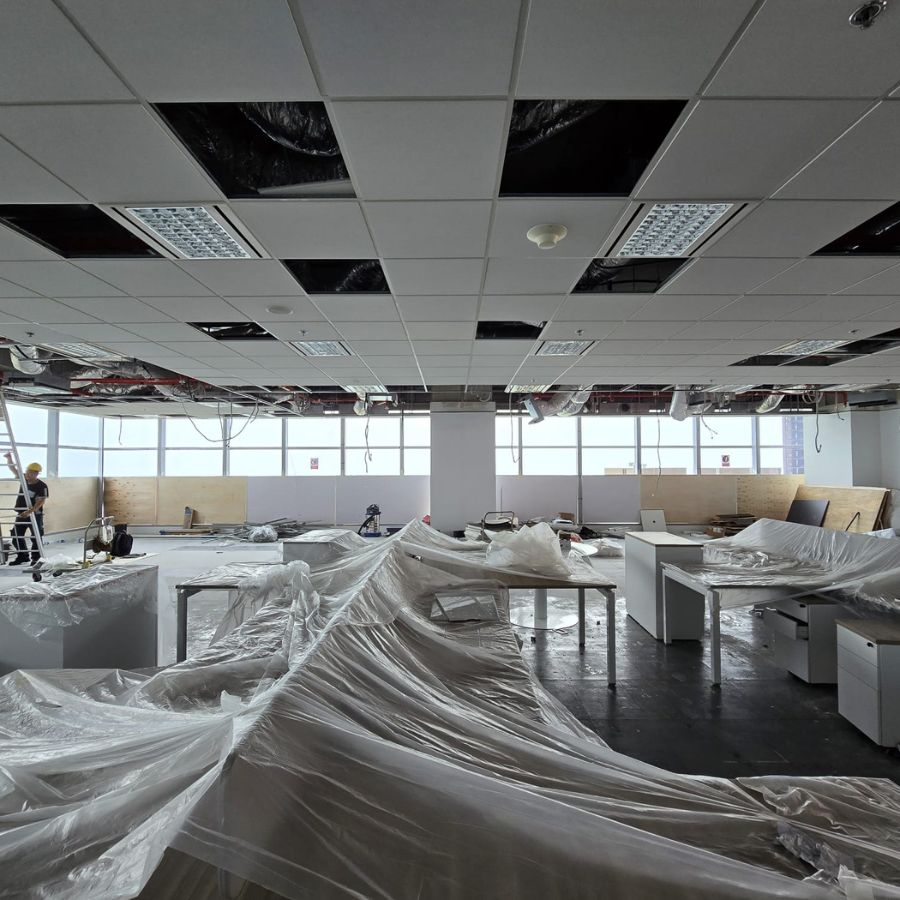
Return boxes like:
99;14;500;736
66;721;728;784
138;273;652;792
4;454;48;565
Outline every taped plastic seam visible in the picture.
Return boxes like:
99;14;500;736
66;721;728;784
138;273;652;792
2;524;900;898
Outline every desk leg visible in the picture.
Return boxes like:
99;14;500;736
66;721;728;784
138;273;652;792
605;589;616;687
534;588;548;628
708;589;721;688
176;588;188;663
662;573;671;644
578;588;585;652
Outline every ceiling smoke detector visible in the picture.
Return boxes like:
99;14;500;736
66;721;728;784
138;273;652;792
265;304;294;316
849;1;887;28
526;223;568;250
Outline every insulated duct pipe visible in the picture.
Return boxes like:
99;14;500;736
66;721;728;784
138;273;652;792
669;386;691;422
528;386;594;420
754;392;785;414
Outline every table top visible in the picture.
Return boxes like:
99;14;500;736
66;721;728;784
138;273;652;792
627;532;699;547
837;618;900;645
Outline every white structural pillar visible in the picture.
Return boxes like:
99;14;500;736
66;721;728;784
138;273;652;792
802;411;885;487
429;401;496;533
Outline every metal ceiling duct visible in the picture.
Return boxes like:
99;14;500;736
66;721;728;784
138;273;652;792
527;386;594;420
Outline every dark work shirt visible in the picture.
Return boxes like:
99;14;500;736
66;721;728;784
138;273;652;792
15;478;48;512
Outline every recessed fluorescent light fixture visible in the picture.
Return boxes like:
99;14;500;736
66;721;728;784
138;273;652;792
770;339;846;356
39;341;127;362
291;340;352;357
344;384;388;395
505;384;551;393
618;203;733;257
123;206;253;259
536;340;593;356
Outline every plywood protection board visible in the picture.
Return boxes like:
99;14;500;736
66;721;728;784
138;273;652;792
44;477;99;532
736;474;804;521
796;484;888;533
640;475;738;523
157;477;247;524
103;477;158;525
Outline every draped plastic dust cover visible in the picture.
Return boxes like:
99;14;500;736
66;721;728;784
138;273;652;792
1;523;899;898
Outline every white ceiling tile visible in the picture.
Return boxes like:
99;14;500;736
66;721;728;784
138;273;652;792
489;199;628;257
471;339;534;357
671;320;759;339
177;260;301;296
416;355;471;365
480;295;565;320
122;322;212;341
776;103;900;200
0;137;84;204
60;0;318;101
739;321;820;339
778;295;896;320
706;1;900;98
366;201;492;258
384;258;483;295
55;298;162;324
0;297;98;324
606;322;688;340
636;100;868;200
0;278;39;298
332;101;507;199
749;258;893;294
585;340;662;356
0;323;81;344
76;260;213;296
427;374;470;384
337;322;410;340
721;339;787;354
1;0;131;102
257;321;341;341
702;200;894;258
0;261;124;297
52;323;140;342
300;0;518;97
704;295;814;321
811;322;896;339
140;296;246;321
539;323;616;340
483;257;587;294
627;295;737;321
217;296;324;321
654;340;731;355
0;224;60;261
856;301;900;321
837;264;900;295
519;0;755;98
0;105;219;203
230;200;375;258
346;340;412;356
660;258;793;294
103;341;180;357
555;295;651;321
396;296;478;321
313;296;399;321
406;322;476;340
418;340;475;356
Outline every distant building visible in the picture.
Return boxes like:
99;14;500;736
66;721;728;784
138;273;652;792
782;416;805;474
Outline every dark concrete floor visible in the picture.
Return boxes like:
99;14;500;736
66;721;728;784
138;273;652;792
514;589;900;783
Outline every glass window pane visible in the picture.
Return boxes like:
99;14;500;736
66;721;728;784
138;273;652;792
229;448;282;475
103;449;158;476
581;416;636;446
759;414;804;446
58;447;99;476
286;417;341;447
640;447;696;474
495;448;519;476
164;449;222;476
582;447;637;475
699;416;753;446
286;448;341;476
403;415;431;446
104;417;158;448
404;448;430;475
345;447;400;475
640;416;694;446
59;412;100;447
7;404;47;444
228;417;282;448
760;446;805;474
164;417;224;447
344;417;401;447
700;447;754;473
16;446;47;474
521;416;577;446
495;415;519;447
521;447;576;475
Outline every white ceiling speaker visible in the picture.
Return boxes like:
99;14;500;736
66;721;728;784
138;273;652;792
526;223;568;250
265;304;294;315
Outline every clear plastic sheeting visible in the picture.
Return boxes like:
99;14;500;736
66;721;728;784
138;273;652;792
0;564;157;640
282;527;370;566
1;525;900;897
486;521;574;577
247;524;278;543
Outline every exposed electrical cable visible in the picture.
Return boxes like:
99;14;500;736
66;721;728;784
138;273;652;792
509;394;519;465
363;416;372;473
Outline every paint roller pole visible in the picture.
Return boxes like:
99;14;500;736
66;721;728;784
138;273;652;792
534;587;548;628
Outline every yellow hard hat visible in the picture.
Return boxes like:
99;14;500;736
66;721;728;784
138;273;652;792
25;462;42;473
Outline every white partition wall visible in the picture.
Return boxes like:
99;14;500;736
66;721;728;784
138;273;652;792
430;403;496;532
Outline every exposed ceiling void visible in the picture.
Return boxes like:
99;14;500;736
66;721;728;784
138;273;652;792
499;100;686;197
283;259;389;293
155;102;353;199
730;326;900;368
0;204;159;258
572;257;688;293
189;322;277;341
476;321;545;339
814;201;900;255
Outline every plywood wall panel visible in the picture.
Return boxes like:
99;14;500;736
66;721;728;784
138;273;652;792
44;477;99;532
796;484;888;532
640;475;738;523
737;475;804;520
157;477;247;524
103;477;157;525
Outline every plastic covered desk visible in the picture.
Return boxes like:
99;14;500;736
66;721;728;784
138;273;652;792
282;528;369;566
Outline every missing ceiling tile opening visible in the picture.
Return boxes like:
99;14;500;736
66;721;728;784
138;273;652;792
0;204;159;258
156;102;353;199
500;100;685;197
573;257;688;293
476;321;546;340
189;322;276;341
815;201;900;255
284;259;389;293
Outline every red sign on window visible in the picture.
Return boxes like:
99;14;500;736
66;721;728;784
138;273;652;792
721;454;730;468
310;457;319;470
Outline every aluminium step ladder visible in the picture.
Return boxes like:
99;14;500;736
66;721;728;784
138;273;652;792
0;388;45;565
